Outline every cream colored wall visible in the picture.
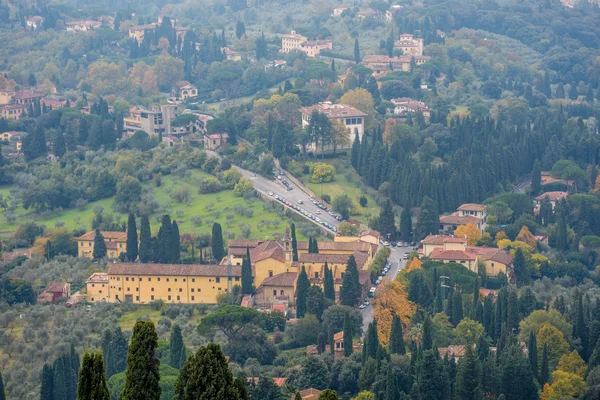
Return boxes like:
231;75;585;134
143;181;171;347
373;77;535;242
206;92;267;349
484;260;507;277
77;239;126;259
108;273;240;304
422;243;442;257
86;282;109;302
444;242;467;251
254;259;294;288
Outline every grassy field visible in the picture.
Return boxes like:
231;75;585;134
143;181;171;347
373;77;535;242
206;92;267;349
301;157;381;224
0;169;302;240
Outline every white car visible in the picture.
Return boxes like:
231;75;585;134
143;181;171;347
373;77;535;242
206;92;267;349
359;304;366;309
268;191;274;196
315;210;321;214
297;199;303;204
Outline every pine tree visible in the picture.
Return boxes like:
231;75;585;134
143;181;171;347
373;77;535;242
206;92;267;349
169;325;186;369
365;320;379;360
500;342;538;400
40;363;54;400
291;223;299;261
527;331;538;380
253;376;283;400
323;262;335;301
340;255;360;307
241;246;253;295
93;229;107;259
174;343;247;399
343;311;353;357
211;222;225;262
530;160;541;196
157;215;172;263
540;343;550;386
296;266;310;318
121;321;160;400
77;351;109;400
354;38;360;63
512;248;530;287
126;213;138;261
390;314;406;354
171;220;181;263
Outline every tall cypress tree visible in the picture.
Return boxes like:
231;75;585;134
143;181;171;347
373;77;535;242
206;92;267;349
530;160;541;196
323;262;335;301
422;316;433;350
451;291;464;326
354;38;360;63
343;311;353;357
384;365;398;400
455;345;482;400
111;327;128;376
575;291;588;360
40;363;54;400
340;255;360;307
171;220;181;263
296;266;310;318
138;214;152;263
291;223;298;262
157;215;172;263
174;343;247;399
241;246;253;295
121;321;160;400
77;351;109;400
399;207;412;241
169;325;186;369
101;329;114;378
351;132;360;169
93;229;107;260
379;200;396;240
390;314;406;354
527;331;538;380
126;213;138;261
211;222;225;262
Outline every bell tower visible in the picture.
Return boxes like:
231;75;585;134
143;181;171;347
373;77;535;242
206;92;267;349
283;227;292;263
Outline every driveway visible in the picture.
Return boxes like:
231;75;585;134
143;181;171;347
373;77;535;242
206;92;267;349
360;244;412;335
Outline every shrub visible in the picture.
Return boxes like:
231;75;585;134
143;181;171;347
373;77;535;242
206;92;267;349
322;194;331;203
190;216;203;226
198;177;223;194
171;186;191;203
359;195;368;207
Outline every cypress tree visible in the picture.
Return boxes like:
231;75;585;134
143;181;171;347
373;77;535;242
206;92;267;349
452;291;464;326
92;229;107;259
171;220;181;263
241;246;253;295
121;321;160;400
354;38;360;63
138;214;152;263
351;132;360;169
365;320;379;359
476;334;489;361
296;266;310;318
340;255;360;307
422;316;433;350
540;343;550;386
379;200;396;240
323;262;335;301
329;326;335;355
53;356;67;400
0;372;3;400
169;325;186;369
101;329;114;378
157;215;172;263
313;238;319;254
77;351;109;400
527;331;538;380
390;314;406;354
174;343;247;399
69;345;80;399
507;291;519;332
343;311;353;357
399;207;412;241
40;363;54;400
111;327;128;376
211;222;225;262
291;223;298;262
126;213;138;261
317;332;326;354
575;291;588;360
384;365;398;400
455;345;482;400
530;160;541;196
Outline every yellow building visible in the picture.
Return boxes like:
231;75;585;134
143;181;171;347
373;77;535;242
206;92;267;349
299;251;371;292
254;272;297;308
86;263;241;304
76;231;128;259
421;235;467;257
333;229;380;246
86;272;109;302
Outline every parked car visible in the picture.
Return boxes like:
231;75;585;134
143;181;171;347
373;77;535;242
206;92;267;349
359;303;366;309
297;199;303;204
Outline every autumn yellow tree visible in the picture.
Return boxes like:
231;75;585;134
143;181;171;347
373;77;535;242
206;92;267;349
373;279;416;345
557;350;586;377
382;118;397;145
593;174;600;194
495;231;508;242
331;119;351;154
516;225;536;249
454;223;481;246
310;162;335;183
339;88;376;129
537;322;570;366
406;257;422;272
540;370;587;400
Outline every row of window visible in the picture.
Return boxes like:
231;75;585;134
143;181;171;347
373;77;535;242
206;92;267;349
117;276;236;283
344;118;363;125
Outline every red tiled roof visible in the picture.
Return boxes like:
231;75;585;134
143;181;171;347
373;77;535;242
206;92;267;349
430;248;476;261
421;235;467;245
250;241;286;263
299;251;369;269
467;246;513;265
86;272;108;283
535;191;569;202
439;214;482;225
360;229;381;238
45;282;69;293
457;203;486;212
261;272;297;287
294;388;322;400
77;231;127;241
297;240;371;252
108;263;241;277
272;303;286;314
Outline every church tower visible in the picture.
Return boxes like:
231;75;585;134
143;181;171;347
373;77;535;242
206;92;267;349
283;227;292;263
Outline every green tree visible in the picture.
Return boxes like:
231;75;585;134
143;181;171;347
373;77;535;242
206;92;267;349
343;311;353;357
531;160;541;196
157;215;173;263
291;223;299;262
138;214;152;263
364;320;379;359
339;255;360;307
528;331;538;381
414;196;438;241
199;305;261;341
389;314;406;354
40;364;54;400
255;32;268;60
174;343;248;399
354;38;360;63
126;213;138;261
455;345;482;400
115;176;142;213
306;285;326;321
121;321;160;400
296;266;310;318
253;376;282;400
211;222;225;262
400;207;412;241
324;262;335;301
171;220;181;263
500;341;538;400
93;229;107;259
76;351;110;400
333;194;353;220
241;247;253;295
300;356;329;389
235;20;245;39
379;199;396;240
169;325;186;369
512;248;530;287
319;389;339;400
540;343;550;386
111;327;128;376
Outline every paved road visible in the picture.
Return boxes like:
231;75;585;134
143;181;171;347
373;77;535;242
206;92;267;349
360;245;412;335
513;180;531;193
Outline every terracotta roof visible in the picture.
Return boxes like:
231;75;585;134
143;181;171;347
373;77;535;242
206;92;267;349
107;263;241;277
467;246;513;265
294;388;322;400
457;203;486;212
297;240;371;252
299;102;367;119
87;272;108;283
360;229;381;238
45;282;69;293
421;235;467;245
299;251;369;269
250;241;286;263
12;90;43;100
333;331;344;341
272;303;287;314
430;248;476;261
358;269;371;285
77;231;127;241
204;132;229;139
1;250;31;261
535;191;569;202
439;214;482;225
439;345;466;359
260;272;297;287
228;239;261;248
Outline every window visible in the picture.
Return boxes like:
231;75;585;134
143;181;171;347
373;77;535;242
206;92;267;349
197;288;201;292
151;295;155;300
166;278;170;282
127;287;130;292
280;290;284;295
174;279;177;282
99;290;102;294
269;271;273;278
191;288;195;292
192;278;195;282
92;284;95;288
139;277;142;281
136;287;139;292
126;277;129;281
168;288;171;292
351;118;356;124
148;278;151;281
177;296;180;301
179;288;182;292
235;277;240;282
357;118;362;124
216;277;221;283
168;296;171;301
314;272;319;279
183;279;186;282
273;290;277;296
346;118;351;124
136;296;139;301
157;278;160;281
151;288;154;292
